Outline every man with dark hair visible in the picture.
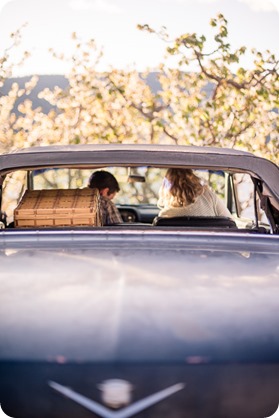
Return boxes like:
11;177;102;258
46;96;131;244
88;170;123;225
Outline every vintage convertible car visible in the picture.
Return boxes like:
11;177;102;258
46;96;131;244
0;144;279;418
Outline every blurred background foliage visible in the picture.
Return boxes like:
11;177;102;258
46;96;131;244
0;14;278;163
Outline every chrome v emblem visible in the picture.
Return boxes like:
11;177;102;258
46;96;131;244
49;380;184;418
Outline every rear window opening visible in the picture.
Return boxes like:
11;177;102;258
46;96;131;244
0;166;273;234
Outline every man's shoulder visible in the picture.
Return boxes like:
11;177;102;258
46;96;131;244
100;196;115;207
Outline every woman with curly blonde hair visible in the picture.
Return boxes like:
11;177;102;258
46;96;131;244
158;168;232;218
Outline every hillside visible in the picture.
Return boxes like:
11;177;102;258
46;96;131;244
2;75;69;115
1;73;161;115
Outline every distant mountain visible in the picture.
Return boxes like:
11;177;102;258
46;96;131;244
1;75;69;115
1;73;161;115
2;73;215;116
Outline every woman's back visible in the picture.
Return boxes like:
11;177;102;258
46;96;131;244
158;168;233;219
159;186;231;218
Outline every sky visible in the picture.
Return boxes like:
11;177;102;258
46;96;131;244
0;0;278;76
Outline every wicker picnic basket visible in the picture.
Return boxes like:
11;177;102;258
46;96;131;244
14;188;102;227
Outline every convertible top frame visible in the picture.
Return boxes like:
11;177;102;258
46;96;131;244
0;144;278;198
0;144;278;231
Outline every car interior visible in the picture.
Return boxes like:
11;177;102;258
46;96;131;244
0;165;277;234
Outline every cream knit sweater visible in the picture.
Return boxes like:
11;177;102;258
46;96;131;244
158;187;232;218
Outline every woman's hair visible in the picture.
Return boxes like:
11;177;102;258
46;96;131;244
158;168;204;208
